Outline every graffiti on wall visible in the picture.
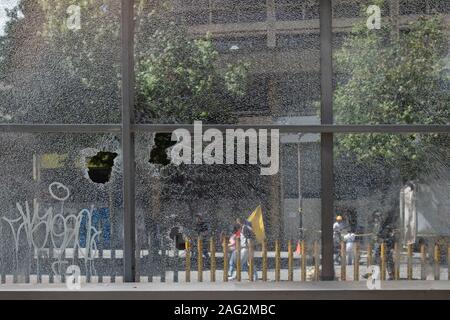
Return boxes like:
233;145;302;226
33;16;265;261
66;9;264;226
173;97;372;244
2;182;104;277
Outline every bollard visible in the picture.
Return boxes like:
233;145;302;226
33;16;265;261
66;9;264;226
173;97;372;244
407;244;413;280
249;239;254;282
380;242;386;281
367;243;372;267
210;237;216;282
394;242;400;280
340;241;346;281
198;237;203;282
314;241;320;281
434;244;440;280
262;241;268;282
222;237;228;282
236;237;241;282
301;240;307;281
288;240;293;281
174;243;179;283
275;240;281;282
354;242;359;281
420;244;426;280
185;239;191;283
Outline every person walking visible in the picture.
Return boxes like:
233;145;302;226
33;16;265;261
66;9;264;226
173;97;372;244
344;231;356;265
364;210;396;280
333;215;345;264
236;218;258;281
194;214;210;266
227;223;240;280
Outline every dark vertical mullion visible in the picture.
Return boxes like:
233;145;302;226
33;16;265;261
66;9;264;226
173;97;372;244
320;0;333;125
319;0;335;281
121;0;136;282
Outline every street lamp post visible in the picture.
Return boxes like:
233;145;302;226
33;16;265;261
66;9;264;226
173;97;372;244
298;133;304;241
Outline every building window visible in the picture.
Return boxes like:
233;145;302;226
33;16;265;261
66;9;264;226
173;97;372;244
275;0;319;21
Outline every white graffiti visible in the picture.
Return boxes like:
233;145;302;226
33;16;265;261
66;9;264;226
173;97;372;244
49;182;70;202
2;182;101;277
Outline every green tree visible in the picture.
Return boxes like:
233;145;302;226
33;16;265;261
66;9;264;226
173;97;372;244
135;26;247;124
334;7;450;183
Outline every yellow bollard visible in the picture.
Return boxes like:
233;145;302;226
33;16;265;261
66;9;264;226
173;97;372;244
236;237;241;282
249;239;254;282
275;240;281;282
434;244;440;280
198;237;203;282
420;244;426;280
262;241;267;282
210;237;216;282
301;240;307;281
380;242;386;281
340;241;346;281
288;240;293;281
314;241;320;281
222;237;228;282
185;239;191;283
394;242;400;280
407;244;413;280
367;243;372;267
354;242;359;281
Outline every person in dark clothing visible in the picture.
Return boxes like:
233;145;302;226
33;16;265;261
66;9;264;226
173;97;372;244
194;214;210;263
372;212;396;280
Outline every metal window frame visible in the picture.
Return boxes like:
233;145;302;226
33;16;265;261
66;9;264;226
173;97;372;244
0;0;449;282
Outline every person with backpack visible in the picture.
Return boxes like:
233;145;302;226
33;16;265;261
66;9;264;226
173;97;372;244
236;218;258;281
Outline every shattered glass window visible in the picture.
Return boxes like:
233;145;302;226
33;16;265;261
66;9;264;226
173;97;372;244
333;133;450;280
0;0;121;123
136;132;321;282
0;133;123;283
134;0;320;124
333;0;450;125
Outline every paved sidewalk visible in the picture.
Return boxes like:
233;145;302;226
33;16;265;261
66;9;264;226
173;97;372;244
0;281;449;300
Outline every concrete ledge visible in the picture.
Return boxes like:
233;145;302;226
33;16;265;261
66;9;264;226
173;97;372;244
0;281;449;300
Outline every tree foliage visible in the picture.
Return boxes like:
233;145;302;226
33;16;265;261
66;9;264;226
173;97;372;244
334;8;450;181
135;24;248;124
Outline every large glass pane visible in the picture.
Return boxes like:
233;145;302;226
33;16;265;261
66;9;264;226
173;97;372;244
0;133;123;283
135;131;321;282
333;0;450;125
333;133;450;281
0;0;121;123
134;0;320;125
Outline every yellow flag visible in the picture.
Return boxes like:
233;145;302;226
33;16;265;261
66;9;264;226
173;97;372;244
247;205;265;243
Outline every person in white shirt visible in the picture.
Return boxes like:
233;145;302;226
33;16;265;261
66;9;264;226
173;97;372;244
343;232;356;265
333;215;345;263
